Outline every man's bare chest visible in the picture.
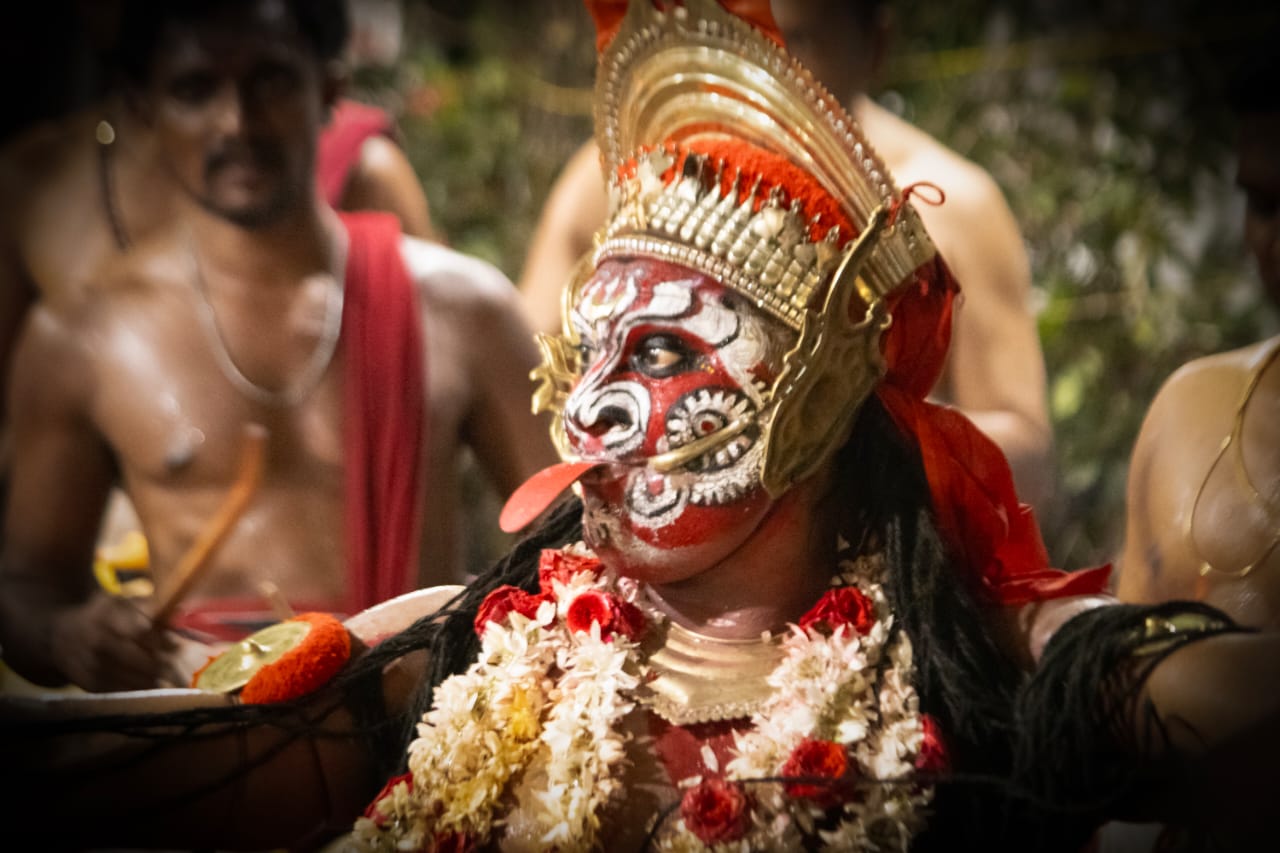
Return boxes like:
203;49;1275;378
89;307;345;491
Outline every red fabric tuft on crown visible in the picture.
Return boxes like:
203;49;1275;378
876;257;1110;604
617;139;856;246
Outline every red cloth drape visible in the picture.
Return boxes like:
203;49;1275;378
316;100;395;208
340;212;426;613
877;256;1110;605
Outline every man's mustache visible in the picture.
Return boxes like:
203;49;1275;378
204;141;285;178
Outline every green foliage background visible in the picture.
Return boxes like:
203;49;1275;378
358;0;1278;573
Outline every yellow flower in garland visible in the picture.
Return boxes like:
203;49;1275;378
507;684;542;743
384;612;556;845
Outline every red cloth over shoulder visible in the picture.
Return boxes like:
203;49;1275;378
877;256;1110;606
317;99;395;208
340;212;426;613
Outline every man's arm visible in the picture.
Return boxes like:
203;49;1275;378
1137;628;1280;840
0;139;40;441
402;238;557;499
0;304;177;690
999;594;1119;669
1115;372;1172;604
1003;594;1280;843
342;135;441;243
0;232;34;438
1048;607;1280;841
921;168;1053;510
516;140;610;337
457;264;558;498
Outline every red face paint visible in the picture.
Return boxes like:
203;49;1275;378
560;258;790;583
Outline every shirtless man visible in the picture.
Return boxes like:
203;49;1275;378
518;0;1053;508
0;0;554;692
0;8;437;477
1117;71;1280;628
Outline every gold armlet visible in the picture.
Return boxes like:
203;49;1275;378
1130;610;1236;659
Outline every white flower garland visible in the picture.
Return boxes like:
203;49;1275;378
664;556;932;852
351;547;933;852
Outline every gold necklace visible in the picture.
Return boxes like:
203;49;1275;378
189;235;347;408
1188;338;1280;578
628;582;784;725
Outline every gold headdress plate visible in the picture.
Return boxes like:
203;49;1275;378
599;146;847;332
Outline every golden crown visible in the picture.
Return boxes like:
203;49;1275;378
533;0;945;495
591;0;936;323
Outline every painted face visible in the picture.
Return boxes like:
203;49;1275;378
145;0;333;228
563;257;792;582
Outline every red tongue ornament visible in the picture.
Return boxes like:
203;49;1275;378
499;460;603;533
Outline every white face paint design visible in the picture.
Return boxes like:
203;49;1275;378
562;258;790;577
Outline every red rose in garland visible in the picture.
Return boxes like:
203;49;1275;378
363;772;413;826
798;586;876;636
680;777;752;845
473;585;546;637
538;548;604;592
782;738;854;805
915;714;950;775
565;589;646;641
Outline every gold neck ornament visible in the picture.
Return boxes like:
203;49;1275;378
627;581;785;725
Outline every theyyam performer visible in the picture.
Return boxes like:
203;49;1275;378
4;2;1279;851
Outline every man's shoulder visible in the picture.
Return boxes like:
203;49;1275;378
1137;340;1275;456
0;112;96;220
863;100;1007;213
904;140;1009;221
41;231;189;329
1157;340;1274;406
0;112;84;174
397;236;517;306
865;107;1019;274
10;296;103;405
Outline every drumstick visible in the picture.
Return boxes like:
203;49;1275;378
152;423;269;627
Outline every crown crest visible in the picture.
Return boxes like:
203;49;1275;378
591;0;935;326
